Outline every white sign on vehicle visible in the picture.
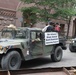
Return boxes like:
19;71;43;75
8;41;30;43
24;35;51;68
27;50;29;55
45;32;59;45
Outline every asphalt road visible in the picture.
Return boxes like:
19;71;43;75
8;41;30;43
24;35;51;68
21;44;76;69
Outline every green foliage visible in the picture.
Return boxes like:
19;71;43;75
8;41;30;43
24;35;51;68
54;8;76;19
21;7;40;26
20;0;76;25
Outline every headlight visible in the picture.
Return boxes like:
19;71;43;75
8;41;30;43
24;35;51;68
72;41;74;43
70;39;75;43
0;45;3;50
0;46;8;51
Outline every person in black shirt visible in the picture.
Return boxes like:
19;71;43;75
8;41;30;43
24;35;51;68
42;21;54;32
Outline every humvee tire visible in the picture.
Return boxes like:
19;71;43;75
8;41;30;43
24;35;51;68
51;46;63;62
1;51;21;70
69;44;76;52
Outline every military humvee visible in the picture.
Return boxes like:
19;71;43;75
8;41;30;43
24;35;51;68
69;38;76;52
0;27;66;70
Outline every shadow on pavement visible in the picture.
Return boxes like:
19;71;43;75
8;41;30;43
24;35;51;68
21;57;53;69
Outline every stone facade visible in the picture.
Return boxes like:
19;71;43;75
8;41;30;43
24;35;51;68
0;0;19;30
68;16;76;38
0;0;19;10
0;7;17;29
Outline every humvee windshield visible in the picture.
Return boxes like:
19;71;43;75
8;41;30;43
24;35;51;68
1;28;25;39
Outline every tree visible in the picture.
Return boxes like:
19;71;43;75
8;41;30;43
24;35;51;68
20;0;76;26
21;7;39;27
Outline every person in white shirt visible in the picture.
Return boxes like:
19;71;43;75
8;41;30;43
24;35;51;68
42;23;48;32
42;22;54;32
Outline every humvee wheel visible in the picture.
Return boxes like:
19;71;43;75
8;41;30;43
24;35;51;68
1;51;21;70
51;46;63;62
69;44;76;52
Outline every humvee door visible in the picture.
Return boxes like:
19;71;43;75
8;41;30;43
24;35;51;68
30;31;43;56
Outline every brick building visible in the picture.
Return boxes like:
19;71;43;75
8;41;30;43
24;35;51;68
0;0;76;38
0;0;19;30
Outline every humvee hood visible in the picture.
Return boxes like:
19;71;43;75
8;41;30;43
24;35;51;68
0;38;26;47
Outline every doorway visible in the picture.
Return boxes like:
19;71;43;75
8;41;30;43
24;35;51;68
60;24;65;36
